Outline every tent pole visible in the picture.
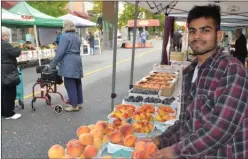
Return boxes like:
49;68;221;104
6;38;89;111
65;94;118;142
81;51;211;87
111;1;119;111
34;25;40;65
129;1;139;89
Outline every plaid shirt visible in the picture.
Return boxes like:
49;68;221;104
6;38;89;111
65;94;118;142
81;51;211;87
157;48;248;158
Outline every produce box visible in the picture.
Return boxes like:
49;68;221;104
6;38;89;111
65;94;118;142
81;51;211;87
170;52;185;61
153;64;180;73
128;88;159;98
159;83;175;97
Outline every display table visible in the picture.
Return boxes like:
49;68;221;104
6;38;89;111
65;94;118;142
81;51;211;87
17;49;55;63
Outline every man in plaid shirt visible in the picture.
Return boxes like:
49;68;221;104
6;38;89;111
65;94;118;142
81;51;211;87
140;4;248;159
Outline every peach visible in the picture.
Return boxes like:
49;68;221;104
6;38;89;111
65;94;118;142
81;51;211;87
79;133;94;145
93;138;103;150
141;120;149;126
76;126;90;137
113;118;122;126
144;126;150;133
102;135;109;144
106;127;115;136
90;129;103;139
145;142;158;156
67;139;83;147
108;123;115;129
66;141;84;157
109;131;123;144
121;112;129;119
135;141;146;151
132;150;149;159
83;145;98;159
123;135;137;147
95;121;108;134
140;113;147;120
48;144;65;159
119;124;133;137
88;124;95;131
133;114;141;121
79;154;85;159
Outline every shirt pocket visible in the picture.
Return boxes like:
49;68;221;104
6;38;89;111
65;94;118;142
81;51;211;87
197;95;215;122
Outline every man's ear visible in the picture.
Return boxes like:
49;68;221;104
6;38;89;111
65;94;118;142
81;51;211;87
217;30;223;44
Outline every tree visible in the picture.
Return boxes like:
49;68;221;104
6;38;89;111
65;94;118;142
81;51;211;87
27;1;68;17
118;3;146;28
88;1;102;23
118;3;165;36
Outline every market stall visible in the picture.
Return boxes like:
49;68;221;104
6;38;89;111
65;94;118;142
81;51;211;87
48;62;184;159
8;1;63;65
124;19;160;48
42;2;248;158
58;13;100;55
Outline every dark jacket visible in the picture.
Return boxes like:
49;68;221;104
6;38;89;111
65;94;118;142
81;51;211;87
55;33;62;45
1;40;21;76
88;34;94;48
50;32;83;79
234;34;248;58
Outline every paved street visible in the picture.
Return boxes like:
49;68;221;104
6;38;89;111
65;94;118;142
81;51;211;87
2;40;163;158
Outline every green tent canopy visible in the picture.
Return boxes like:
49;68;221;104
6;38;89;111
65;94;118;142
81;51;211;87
2;8;35;26
9;2;63;27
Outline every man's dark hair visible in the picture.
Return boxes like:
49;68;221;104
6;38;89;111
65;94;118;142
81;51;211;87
187;4;221;30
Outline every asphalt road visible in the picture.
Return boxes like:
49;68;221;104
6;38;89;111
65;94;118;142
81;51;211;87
1;40;163;158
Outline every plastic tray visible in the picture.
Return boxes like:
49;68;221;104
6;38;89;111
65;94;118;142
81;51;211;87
107;142;134;154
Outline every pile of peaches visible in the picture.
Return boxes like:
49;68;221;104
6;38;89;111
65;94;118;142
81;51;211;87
155;105;176;122
48;121;122;159
134;72;177;90
48;104;175;159
109;104;136;120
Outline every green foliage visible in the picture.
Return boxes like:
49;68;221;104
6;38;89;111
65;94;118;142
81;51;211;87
27;1;68;17
119;3;165;34
89;2;166;35
88;1;102;23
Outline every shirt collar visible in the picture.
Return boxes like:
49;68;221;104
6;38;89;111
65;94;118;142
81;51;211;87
183;47;223;75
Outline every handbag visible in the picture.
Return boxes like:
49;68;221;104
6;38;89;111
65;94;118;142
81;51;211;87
2;68;20;86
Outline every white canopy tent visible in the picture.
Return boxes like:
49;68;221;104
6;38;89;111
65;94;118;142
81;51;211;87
58;14;97;27
128;1;248;17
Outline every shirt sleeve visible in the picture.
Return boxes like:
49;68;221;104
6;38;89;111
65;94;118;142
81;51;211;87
50;35;68;68
157;120;189;148
171;64;248;158
5;42;21;58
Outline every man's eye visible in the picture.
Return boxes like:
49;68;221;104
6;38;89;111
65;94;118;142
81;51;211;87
202;29;210;33
189;30;195;34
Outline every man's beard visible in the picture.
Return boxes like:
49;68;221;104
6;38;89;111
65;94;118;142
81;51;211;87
190;39;217;56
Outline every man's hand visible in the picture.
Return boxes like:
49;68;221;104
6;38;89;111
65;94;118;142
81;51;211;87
136;137;160;146
150;146;174;159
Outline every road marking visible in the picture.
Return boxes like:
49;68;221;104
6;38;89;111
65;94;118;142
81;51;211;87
20;48;160;100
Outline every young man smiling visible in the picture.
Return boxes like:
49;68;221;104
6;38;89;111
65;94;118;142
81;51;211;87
139;4;248;159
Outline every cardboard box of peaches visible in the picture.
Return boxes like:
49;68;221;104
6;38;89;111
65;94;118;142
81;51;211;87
133;71;178;97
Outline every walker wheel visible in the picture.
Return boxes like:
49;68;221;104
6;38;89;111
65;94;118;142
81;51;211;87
19;100;24;109
31;98;36;111
54;104;63;114
46;95;51;105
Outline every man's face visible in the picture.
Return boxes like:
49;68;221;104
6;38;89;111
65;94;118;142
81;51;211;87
188;17;222;55
235;29;241;38
3;33;10;41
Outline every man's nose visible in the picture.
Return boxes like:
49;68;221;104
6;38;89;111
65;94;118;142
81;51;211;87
193;31;202;40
